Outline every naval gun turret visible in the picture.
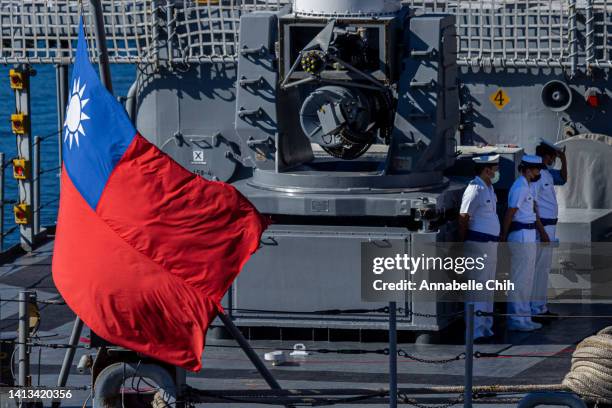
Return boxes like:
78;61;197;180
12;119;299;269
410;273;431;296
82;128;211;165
136;0;464;336
235;0;459;193
222;0;463;335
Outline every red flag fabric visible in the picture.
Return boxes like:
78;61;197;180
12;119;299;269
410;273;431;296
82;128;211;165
52;21;269;371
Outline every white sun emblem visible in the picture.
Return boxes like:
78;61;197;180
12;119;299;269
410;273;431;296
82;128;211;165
64;77;90;149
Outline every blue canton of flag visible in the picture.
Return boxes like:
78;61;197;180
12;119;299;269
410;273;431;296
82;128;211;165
62;19;136;210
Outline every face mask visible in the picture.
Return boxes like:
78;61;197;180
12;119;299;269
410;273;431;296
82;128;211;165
491;171;500;184
531;174;542;183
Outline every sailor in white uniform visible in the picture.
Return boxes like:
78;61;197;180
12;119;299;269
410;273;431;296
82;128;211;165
532;140;567;321
501;155;548;331
459;154;500;341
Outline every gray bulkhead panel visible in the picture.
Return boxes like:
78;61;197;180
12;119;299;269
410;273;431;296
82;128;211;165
459;69;612;151
226;225;458;331
135;63;245;183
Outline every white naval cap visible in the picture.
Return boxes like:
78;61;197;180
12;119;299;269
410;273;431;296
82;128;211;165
539;138;564;152
472;154;500;165
521;154;544;166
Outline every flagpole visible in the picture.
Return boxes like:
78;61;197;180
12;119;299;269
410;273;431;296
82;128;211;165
52;317;84;408
88;0;113;93
217;312;283;391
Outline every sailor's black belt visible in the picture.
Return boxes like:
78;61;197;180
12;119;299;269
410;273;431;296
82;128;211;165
540;218;558;226
466;230;500;242
509;222;536;233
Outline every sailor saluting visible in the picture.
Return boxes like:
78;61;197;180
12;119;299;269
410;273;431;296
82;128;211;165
501;155;548;332
532;139;568;323
458;154;500;342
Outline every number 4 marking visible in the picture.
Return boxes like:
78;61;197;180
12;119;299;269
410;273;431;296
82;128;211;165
489;88;510;110
495;90;504;106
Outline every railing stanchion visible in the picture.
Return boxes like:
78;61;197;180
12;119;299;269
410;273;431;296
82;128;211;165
464;303;475;408
389;301;398;408
33;136;40;236
0;152;5;253
56;63;69;169
18;290;35;407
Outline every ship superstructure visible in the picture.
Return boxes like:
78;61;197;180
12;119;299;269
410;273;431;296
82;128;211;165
1;1;612;407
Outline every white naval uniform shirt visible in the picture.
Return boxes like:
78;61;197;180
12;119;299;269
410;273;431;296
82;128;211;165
460;176;500;236
533;168;565;219
508;176;537;223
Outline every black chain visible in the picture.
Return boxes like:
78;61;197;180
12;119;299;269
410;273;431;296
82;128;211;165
399;393;463;408
398;308;465;319
208;343;465;364
0;297;65;305
474;351;500;358
0;339;87;349
206;343;389;356
228;306;464;319
397;349;465;364
0;302;465;319
227;307;390;316
187;387;388;406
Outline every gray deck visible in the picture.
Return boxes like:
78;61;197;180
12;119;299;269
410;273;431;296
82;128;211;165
0;242;610;407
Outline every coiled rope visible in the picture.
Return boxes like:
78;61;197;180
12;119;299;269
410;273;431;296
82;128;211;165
563;326;612;404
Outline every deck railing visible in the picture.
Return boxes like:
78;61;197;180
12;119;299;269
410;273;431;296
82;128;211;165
0;0;611;73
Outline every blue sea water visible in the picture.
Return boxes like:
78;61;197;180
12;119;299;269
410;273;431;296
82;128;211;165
0;64;135;247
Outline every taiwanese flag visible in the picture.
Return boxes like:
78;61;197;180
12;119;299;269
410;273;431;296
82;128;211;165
52;21;269;371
